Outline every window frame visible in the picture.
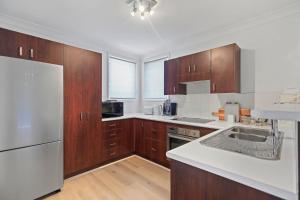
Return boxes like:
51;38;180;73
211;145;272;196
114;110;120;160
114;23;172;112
143;56;169;100
108;56;137;100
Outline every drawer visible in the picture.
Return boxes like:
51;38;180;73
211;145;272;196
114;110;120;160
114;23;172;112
103;147;119;161
144;121;166;141
145;138;165;162
102;120;121;131
103;138;120;150
103;129;121;139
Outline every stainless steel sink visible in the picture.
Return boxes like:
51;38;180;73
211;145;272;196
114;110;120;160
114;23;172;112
200;126;283;160
171;117;214;124
228;133;267;142
228;127;271;142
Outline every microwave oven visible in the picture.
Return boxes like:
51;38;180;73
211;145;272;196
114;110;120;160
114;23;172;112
102;101;124;118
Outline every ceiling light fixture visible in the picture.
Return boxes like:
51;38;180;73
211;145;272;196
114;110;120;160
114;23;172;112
126;0;157;20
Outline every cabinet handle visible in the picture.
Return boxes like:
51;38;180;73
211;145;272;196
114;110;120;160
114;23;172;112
29;48;34;59
151;147;157;152
18;46;23;57
212;83;216;92
109;143;117;147
188;65;191;73
173;86;176;93
109;124;116;127
193;65;196;72
110;152;116;156
80;112;83;121
110;133;117;137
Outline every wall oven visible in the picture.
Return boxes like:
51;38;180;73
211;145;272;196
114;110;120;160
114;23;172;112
167;126;201;150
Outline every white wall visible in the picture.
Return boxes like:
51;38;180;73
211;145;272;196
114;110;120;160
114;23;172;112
142;11;300;116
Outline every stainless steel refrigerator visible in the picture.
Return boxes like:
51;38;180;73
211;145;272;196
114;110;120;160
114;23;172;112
0;56;63;200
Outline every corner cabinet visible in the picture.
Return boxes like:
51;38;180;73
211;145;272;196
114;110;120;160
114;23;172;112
210;44;241;93
63;45;102;177
134;119;169;167
164;59;186;95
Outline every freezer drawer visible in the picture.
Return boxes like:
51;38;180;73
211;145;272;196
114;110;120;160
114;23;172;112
0;141;63;200
0;56;63;151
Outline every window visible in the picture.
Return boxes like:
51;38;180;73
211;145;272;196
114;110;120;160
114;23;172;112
144;57;167;99
108;57;136;99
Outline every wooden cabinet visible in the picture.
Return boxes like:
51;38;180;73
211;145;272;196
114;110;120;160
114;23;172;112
177;50;210;83
102;119;134;162
63;45;102;177
211;43;240;93
0;28;63;65
134;119;146;157
164;44;240;94
190;51;211;81
171;160;279;200
120;119;134;155
164;59;186;95
178;55;192;82
35;38;63;65
134;119;168;166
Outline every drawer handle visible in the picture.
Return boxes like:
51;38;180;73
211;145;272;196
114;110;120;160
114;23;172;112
109;143;117;147
109;124;116;127
110;152;116;156
109;133;117;137
151;148;157;152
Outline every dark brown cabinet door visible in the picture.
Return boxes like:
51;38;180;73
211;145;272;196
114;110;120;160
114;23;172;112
36;38;63;65
178;55;192;82
134;119;146;157
211;44;240;93
63;45;102;177
120;119;134;155
164;59;186;95
144;121;168;166
190;50;210;81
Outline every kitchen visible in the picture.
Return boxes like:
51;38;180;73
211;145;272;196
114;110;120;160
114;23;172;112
0;0;300;200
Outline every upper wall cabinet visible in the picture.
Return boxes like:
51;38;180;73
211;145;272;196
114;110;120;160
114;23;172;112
164;58;187;95
164;43;240;94
210;44;240;93
0;28;63;65
177;50;210;82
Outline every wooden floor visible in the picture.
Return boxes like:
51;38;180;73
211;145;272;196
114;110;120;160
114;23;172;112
45;156;170;200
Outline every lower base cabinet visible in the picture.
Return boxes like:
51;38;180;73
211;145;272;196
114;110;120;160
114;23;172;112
170;160;280;200
102;119;134;162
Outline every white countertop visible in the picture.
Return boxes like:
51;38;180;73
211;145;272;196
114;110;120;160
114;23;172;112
102;113;298;199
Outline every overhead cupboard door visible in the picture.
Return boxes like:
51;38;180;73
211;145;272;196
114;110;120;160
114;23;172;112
0;56;63;151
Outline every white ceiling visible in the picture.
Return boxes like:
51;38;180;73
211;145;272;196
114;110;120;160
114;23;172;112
0;0;297;56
